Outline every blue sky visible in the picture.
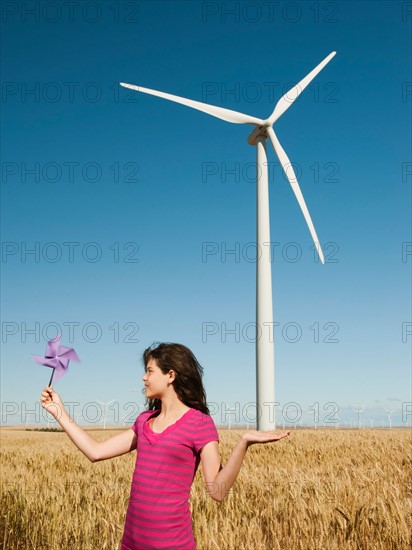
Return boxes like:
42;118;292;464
1;1;411;428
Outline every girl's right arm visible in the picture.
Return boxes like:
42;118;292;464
40;386;137;462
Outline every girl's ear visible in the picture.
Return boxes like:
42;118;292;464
168;370;176;383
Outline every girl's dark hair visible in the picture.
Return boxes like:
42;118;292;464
143;342;210;415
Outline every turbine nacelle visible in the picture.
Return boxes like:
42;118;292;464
247;125;269;146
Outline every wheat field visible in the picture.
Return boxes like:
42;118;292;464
1;427;411;549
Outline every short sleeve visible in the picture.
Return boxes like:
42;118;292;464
130;410;150;436
131;414;139;435
192;412;219;453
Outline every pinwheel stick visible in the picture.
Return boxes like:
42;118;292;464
48;368;55;387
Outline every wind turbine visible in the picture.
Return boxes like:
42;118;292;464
384;408;395;429
120;51;336;430
352;407;365;429
223;403;238;430
97;399;115;430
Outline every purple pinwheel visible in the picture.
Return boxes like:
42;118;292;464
33;334;80;385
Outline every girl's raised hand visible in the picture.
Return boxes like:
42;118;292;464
40;386;65;419
242;430;291;446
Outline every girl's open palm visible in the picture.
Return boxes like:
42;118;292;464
242;430;291;446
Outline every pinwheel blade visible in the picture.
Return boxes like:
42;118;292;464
51;365;68;383
120;82;264;126
58;346;80;363
33;355;59;369
268;51;336;125
267;127;325;263
45;335;61;357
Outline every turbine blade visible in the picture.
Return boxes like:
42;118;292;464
268;51;336;124
120;83;263;126
267;127;325;263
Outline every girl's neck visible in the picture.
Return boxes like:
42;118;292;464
158;394;190;418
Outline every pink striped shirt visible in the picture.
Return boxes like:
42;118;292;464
121;407;219;550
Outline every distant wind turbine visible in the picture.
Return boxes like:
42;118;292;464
384;408;396;429
120;51;336;430
97;399;115;430
352;407;365;429
223;403;238;430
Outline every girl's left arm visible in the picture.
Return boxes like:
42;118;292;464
200;430;290;502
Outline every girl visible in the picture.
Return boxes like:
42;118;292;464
40;342;290;550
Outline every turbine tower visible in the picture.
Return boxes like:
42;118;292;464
120;51;336;430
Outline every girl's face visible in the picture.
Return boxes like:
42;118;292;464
142;358;173;399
